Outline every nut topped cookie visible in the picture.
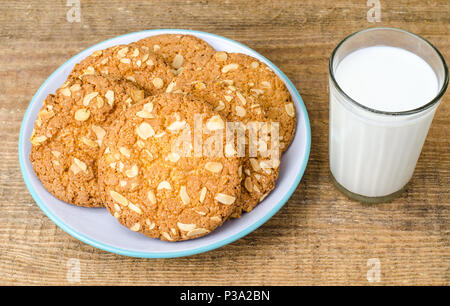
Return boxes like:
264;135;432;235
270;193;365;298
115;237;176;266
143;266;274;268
134;34;216;75
173;51;297;151
172;52;292;214
30;75;148;206
97;93;243;241
69;43;174;94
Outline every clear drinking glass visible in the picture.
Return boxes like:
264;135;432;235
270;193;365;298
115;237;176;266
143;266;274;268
328;27;448;203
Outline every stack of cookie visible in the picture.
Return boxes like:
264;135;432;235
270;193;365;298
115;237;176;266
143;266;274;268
30;34;296;241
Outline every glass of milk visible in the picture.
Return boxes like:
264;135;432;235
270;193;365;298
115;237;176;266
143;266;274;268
329;27;448;203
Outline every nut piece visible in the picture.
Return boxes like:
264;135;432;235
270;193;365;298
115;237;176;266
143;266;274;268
214;100;225;111
224;95;233;102
210;216;222;222
147;190;156;204
30;135;47;146
166;80;176;93
152;77;164;89
179;186;190;205
83;92;98;106
130;223;141;232
125;165;139;178
136;122;155;140
73;157;87;172
146;219;156;229
250;61;259;69
221;63;239;73
235;106;246;117
128;202;142;214
131;89;145;102
74;108;90;121
199;187;207;203
91;125;106;145
236;92;246;105
186;228;210;237
250;158;260;171
244;177;253;192
60;87;71;97
70;157;87;175
215;193;236;205
70;84;81;92
166;152;180;163
204;162;223;173
157;181;172;190
105;90;114;106
117;47;129;58
162;232;174;241
214;51;228;62
172;54;184;69
80;136;98;147
206;115;224;131
110;190;129;206
177;222;196;231
119;147;131;158
167;120;186;132
285;103;295;117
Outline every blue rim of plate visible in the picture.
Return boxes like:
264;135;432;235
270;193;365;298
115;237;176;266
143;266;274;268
18;29;311;258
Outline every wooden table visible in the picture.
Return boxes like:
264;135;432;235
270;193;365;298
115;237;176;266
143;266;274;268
0;0;448;285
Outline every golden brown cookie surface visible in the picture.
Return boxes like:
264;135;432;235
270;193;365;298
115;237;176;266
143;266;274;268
69;43;174;94
172;52;293;214
134;34;216;75
98;93;242;241
30;75;148;207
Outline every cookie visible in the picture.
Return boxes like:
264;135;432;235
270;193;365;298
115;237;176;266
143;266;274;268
97;93;242;241
30;75;148;207
134;34;216;75
69;43;174;94
172;52;292;214
174;51;297;150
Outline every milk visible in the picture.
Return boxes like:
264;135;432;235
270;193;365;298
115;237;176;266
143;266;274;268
329;46;440;198
335;46;438;112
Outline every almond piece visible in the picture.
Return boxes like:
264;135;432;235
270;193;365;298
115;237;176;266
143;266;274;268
186;228;210;237
128;202;142;214
105;90;114;106
152;78;164;89
244;177;253;192
130;223;141;231
136;122;155;140
147;190;156;204
206;115;224;131
214;51;228;62
285;103;295;117
205;162;223;173
167;120;186;132
179;186;190;205
177;222;196;231
172;54;184;69
74;108;90;121
110;190;129;206
221;63;239;73
215;193;236;205
125;165;138;178
83;92;98;106
199;187;207;203
157;181;172;190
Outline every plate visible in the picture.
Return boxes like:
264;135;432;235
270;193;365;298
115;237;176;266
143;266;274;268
19;29;311;258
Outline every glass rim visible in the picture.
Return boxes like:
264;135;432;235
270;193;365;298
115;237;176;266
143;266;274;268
329;27;449;116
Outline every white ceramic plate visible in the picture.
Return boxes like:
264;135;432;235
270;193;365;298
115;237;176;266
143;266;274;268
19;29;311;258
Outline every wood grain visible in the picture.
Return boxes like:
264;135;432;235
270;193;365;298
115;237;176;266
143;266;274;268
0;0;448;285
